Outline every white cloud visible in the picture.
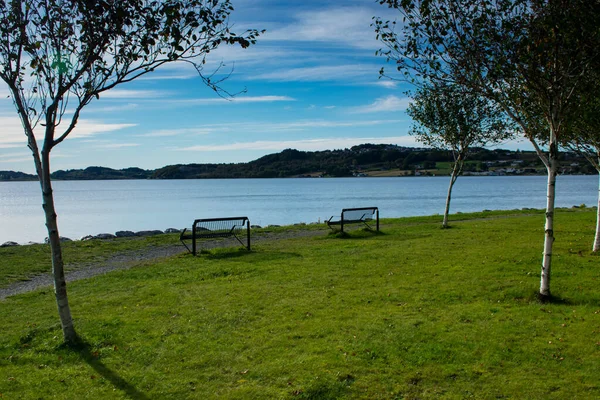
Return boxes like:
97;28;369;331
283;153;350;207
86;103;140;113
252;65;374;82
172;95;295;105
139;119;404;138
264;7;381;51
99;89;166;99
64;120;138;139
0;86;11;99
138;127;224;137
0;151;29;159
178;136;419;152
263;119;405;131
96;143;140;149
230;95;295;103
353;95;411;113
0;154;33;164
0;116;28;145
0;115;137;148
191;119;404;133
373;80;398;89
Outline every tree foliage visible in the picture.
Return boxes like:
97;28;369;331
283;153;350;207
407;82;513;226
407;83;512;152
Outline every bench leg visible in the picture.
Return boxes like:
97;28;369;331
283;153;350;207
180;239;192;254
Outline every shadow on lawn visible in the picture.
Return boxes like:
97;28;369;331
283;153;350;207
73;339;150;400
201;248;303;261
199;248;252;259
327;229;386;239
529;291;600;307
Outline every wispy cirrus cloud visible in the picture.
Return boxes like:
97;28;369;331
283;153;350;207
251;65;375;82
0;152;32;164
99;89;167;99
0;116;28;145
138;119;405;138
258;119;404;131
95;143;140;149
178;136;418;152
0;115;137;146
0;143;22;149
264;7;381;51
353;95;411;113
63;120;138;139
137;127;224;137
373;80;399;89
0;86;11;99
86;103;140;113
170;95;296;105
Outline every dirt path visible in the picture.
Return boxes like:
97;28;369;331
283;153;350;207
0;228;326;300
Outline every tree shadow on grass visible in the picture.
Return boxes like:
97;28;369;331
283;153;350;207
518;291;600;307
70;339;150;400
539;294;600;307
202;248;304;262
199;247;252;260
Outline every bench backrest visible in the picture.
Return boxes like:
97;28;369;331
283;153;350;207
193;217;249;236
341;207;378;222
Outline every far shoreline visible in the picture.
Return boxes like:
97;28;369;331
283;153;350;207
1;172;597;183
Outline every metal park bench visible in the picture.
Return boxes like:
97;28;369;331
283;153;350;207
326;207;379;233
180;217;251;256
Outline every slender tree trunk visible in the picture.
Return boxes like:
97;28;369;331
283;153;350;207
539;138;559;299
40;149;77;343
594;170;600;252
442;158;462;228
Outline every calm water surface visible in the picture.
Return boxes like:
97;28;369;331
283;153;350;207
0;176;597;244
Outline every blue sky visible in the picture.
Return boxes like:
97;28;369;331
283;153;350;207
0;0;529;174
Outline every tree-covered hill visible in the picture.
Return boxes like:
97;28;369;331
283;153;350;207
1;144;593;181
0;170;38;181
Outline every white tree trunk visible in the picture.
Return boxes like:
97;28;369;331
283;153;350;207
40;151;77;343
594;172;600;252
539;141;559;299
442;160;461;228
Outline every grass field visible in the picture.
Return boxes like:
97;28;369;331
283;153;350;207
1;209;599;399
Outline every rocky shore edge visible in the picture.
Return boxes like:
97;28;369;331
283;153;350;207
0;228;183;248
0;223;308;248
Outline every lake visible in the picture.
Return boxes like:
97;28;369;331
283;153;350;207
1;175;598;244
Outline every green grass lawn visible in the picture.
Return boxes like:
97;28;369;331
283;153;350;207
1;209;599;399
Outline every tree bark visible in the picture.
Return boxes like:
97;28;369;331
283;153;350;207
40;149;77;343
442;158;462;228
594;171;600;252
539;139;559;299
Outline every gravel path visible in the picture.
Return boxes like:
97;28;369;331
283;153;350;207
0;228;326;300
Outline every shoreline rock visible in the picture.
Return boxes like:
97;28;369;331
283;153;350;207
134;230;163;237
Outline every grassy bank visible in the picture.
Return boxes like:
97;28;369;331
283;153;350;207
1;209;599;399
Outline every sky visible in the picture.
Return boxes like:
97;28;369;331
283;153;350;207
0;0;530;174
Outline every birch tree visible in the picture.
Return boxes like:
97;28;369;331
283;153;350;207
564;82;600;252
407;83;512;228
374;0;600;300
0;0;261;343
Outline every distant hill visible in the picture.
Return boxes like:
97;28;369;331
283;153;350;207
1;144;593;181
51;166;151;180
0;171;37;181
